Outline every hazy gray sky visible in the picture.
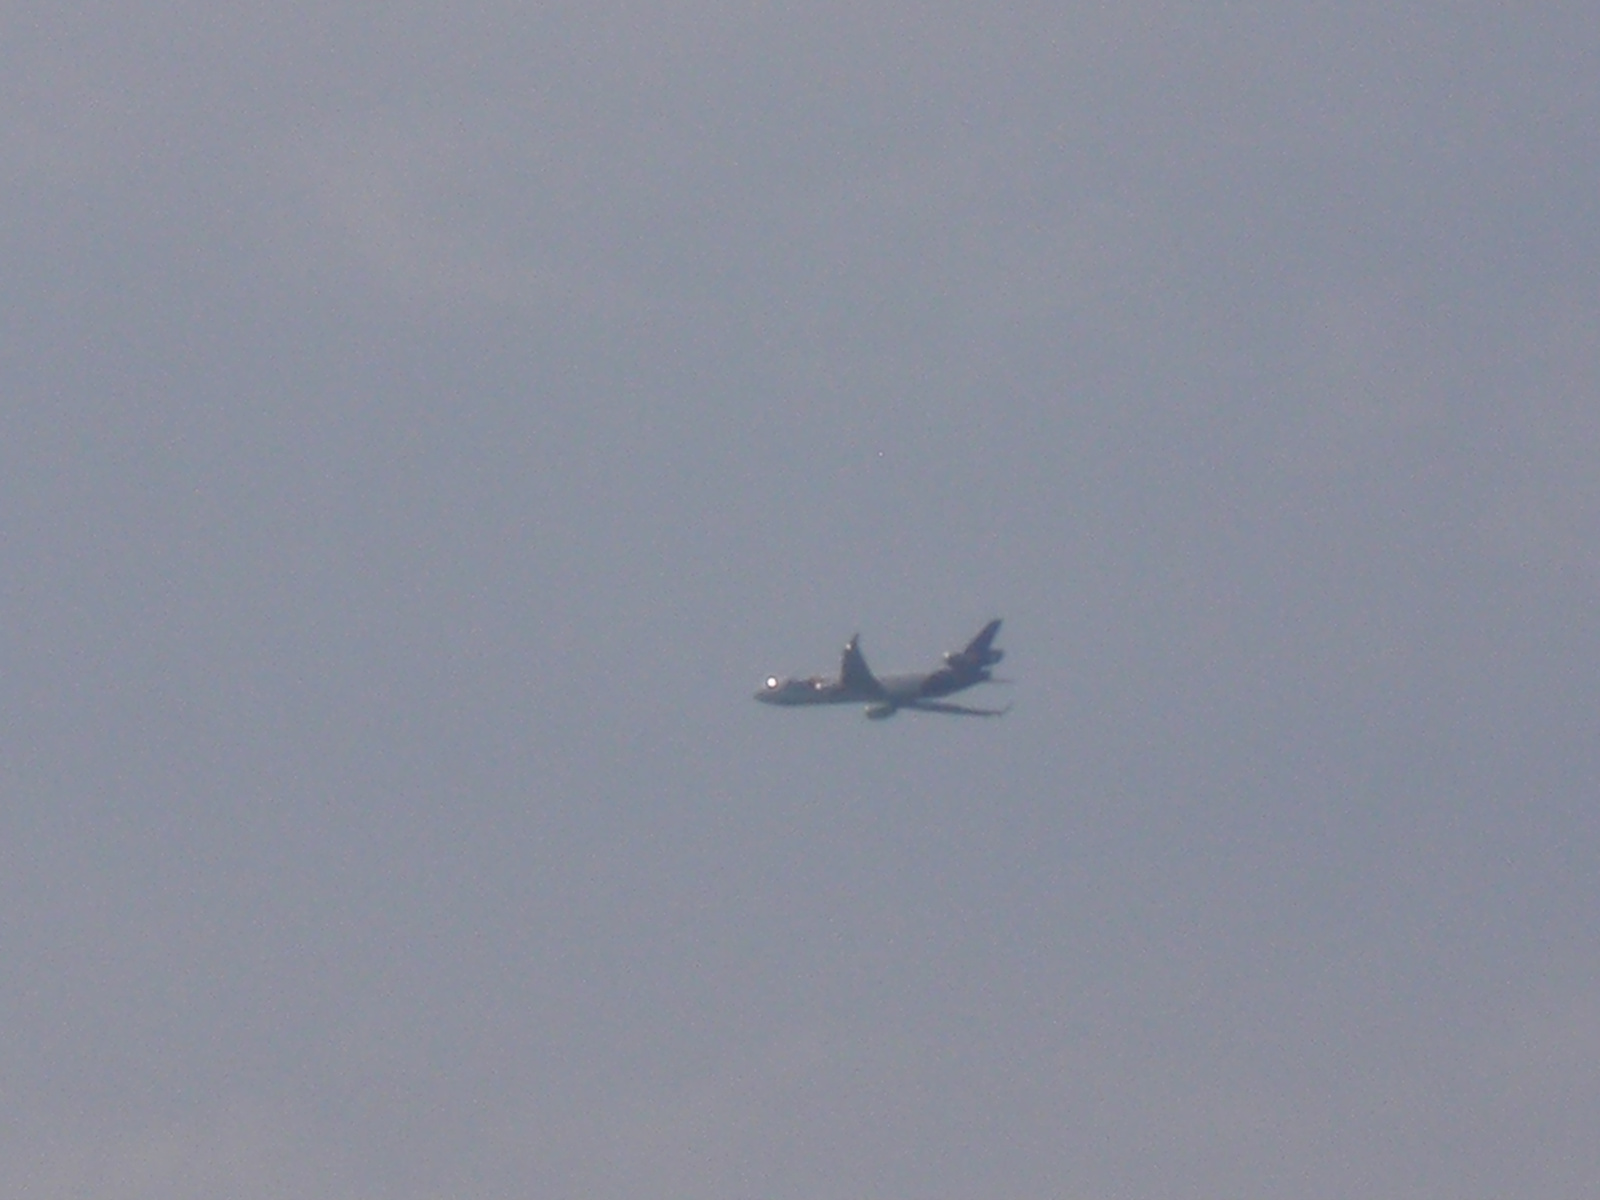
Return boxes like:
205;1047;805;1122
4;4;1599;1197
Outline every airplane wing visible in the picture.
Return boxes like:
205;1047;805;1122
840;634;887;698
904;699;1011;717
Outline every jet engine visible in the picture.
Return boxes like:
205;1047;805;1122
945;647;1003;668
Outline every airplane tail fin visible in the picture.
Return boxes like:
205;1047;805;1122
944;618;1004;670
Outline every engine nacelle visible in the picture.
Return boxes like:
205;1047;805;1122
945;648;1003;669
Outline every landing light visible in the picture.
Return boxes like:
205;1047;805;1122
766;676;779;689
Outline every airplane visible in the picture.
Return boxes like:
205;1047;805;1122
755;619;1010;719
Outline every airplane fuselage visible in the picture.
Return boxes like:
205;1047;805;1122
755;621;1006;718
755;670;974;706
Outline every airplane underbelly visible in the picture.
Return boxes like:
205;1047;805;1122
880;675;925;702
